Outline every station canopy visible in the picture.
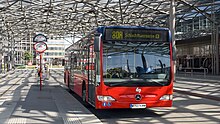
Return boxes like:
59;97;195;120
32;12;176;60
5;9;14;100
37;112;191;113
0;0;219;40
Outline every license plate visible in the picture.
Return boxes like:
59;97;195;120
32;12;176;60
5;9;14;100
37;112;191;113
130;104;146;109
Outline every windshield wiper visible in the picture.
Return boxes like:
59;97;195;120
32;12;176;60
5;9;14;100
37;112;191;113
109;81;130;86
148;79;164;86
108;79;165;86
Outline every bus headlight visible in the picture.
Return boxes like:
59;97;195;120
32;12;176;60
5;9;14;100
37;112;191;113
97;95;115;101
159;95;173;100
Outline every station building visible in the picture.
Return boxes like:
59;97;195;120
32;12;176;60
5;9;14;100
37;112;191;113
34;37;69;66
176;11;220;74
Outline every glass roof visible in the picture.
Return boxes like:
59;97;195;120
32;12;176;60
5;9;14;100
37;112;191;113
0;0;219;40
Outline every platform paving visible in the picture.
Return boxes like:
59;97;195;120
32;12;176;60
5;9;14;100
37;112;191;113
0;69;102;124
0;70;15;79
175;74;220;101
1;69;220;124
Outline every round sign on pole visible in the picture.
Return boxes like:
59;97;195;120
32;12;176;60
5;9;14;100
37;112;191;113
33;34;47;42
34;42;47;53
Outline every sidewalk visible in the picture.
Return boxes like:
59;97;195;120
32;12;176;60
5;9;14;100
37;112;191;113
0;70;15;79
175;74;220;101
0;69;102;124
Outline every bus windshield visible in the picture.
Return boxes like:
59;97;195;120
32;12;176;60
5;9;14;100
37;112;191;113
103;40;171;87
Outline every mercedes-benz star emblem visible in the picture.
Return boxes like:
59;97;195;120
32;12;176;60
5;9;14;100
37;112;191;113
135;94;142;101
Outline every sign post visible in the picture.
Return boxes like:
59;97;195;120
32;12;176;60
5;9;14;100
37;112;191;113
40;53;42;90
33;34;47;91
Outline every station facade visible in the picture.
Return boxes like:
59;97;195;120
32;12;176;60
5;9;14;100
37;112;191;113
176;11;220;75
34;38;68;66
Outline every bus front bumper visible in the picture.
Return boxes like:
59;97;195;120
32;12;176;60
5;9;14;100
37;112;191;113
96;100;172;109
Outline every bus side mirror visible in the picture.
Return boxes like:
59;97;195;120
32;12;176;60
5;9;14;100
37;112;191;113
172;46;176;61
94;33;102;52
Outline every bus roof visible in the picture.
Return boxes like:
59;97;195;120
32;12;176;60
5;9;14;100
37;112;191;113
96;26;170;34
66;26;171;51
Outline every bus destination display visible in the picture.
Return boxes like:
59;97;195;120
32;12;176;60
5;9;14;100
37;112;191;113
105;28;168;42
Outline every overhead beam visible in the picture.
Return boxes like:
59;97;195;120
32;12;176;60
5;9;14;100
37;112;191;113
180;0;217;25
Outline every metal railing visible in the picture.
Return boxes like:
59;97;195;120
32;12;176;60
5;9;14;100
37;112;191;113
178;67;208;78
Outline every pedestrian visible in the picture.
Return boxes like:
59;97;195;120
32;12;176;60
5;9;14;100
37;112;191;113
38;68;41;77
36;64;41;77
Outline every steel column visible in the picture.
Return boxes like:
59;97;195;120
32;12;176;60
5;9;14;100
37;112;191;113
216;26;219;74
169;0;176;76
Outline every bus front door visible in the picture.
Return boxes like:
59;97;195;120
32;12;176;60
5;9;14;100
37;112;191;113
88;46;96;105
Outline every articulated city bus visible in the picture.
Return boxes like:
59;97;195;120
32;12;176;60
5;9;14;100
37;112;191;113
64;26;175;109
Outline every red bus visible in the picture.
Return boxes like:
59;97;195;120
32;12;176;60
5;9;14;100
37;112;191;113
64;26;175;109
